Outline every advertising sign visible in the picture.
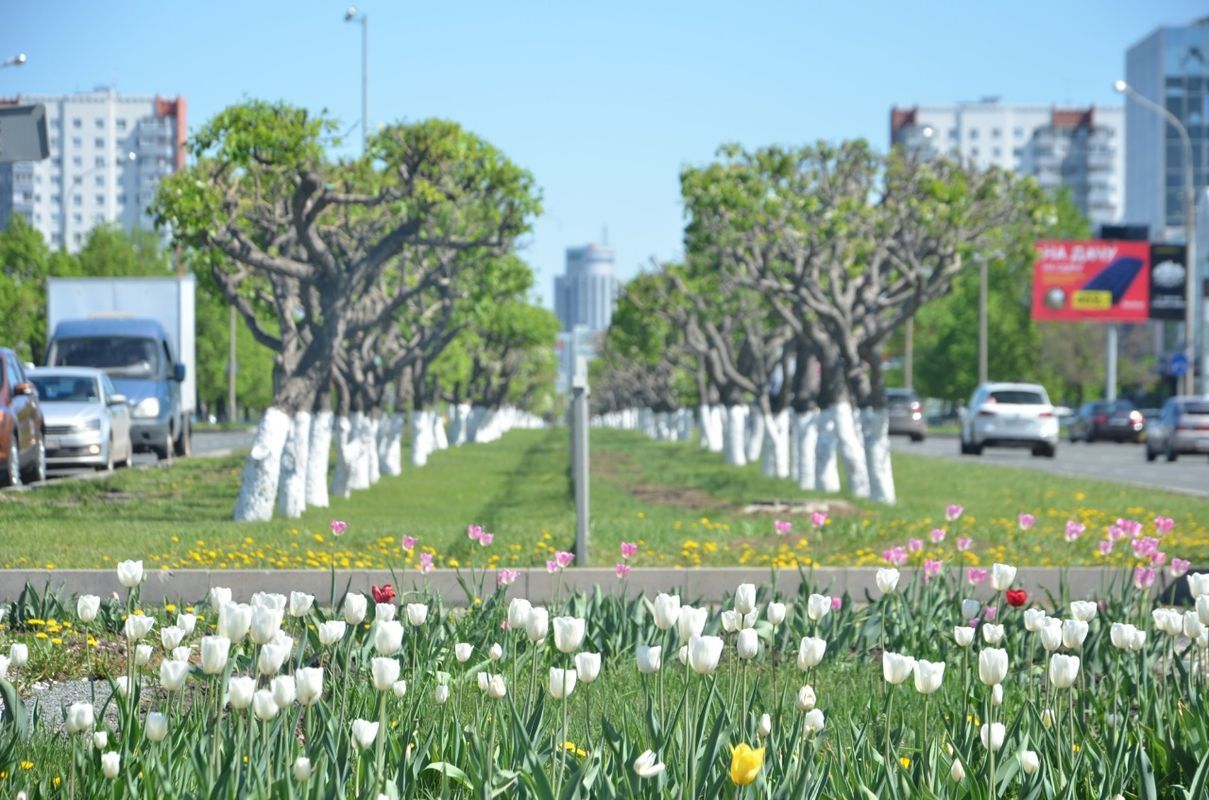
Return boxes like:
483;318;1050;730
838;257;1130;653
1148;243;1187;321
1031;240;1150;322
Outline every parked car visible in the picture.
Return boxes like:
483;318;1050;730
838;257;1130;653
1144;396;1209;462
886;388;927;442
28;367;134;471
960;382;1058;458
0;347;46;486
1068;398;1145;443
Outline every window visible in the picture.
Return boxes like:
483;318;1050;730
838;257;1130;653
95;194;104;205
95;118;104;129
34;175;41;184
991;128;1002;138
72;213;82;223
73;176;82;185
73;233;82;245
95;175;104;187
94;137;104;148
51;118;61;129
50;136;60;148
116;119;127;131
51;194;61;204
51;233;62;245
949;128;958;140
94;213;105;223
72;194;82;206
971;147;980;158
1013;147;1023;157
34;193;41;202
72;156;82;167
992;147;1001;157
1014;127;1024;138
95;157;105;167
117;194;126;205
71;136;82;147
72;118;82;128
970;129;980;139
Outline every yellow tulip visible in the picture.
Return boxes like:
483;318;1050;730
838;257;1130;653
729;743;765;786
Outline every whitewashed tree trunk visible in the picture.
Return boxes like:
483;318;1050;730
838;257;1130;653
366;416;381;485
697;405;712;449
814;407;841;493
723;404;747;466
466;405;486;443
305;410;333;508
788;413;800;482
379;412;405;477
761;410;790;479
411;409;432;466
795;410;819;491
432;411;449;450
859;406;896;504
450;403;472;446
233;407;292;522
677;409;693;441
834;401;870;499
276;410;311;519
745;405;764;463
347;412;372;490
330;415;355;500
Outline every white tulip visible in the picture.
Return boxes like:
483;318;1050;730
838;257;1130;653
271;675;296;708
736;628;759;660
953;627;975;647
980;721;1006;751
209;586;232;608
1049;653;1080;689
77;594;101;623
124;614;155;642
66;701;94;733
1069;601;1097;621
653;593;681;630
507;598;532;630
374;621;404;656
876;568;900;594
992;682;1003;706
1023;608;1047;632
116;560;144;588
553;616;586;654
678;606;708;640
688;635;724;675
134;644;153;667
637;644;662;674
392;680;407;699
1021;750;1040;775
1184;611;1205;640
200;636;231;675
803;708;825;734
176;613;197;636
575;652;602;683
318;620;347;646
434;684;449;705
161;626;185;651
375;603;396;622
766;602;786;626
92;731;108;749
293;756;312;782
455;642;474;663
882;652;915;685
758;712;772;738
488;643;503;661
372;657;401;692
145;711;168;742
112;676;130;698
548;667;578;699
486;673;507;699
1153;607;1183;636
1061;619;1089;650
160;659;190;691
961;598;981;620
1187;573;1209;597
719;609;741;634
342;593;368;625
289;591;314;618
351;719;379;750
677;645;688;665
218;603;252;642
807;593;831;622
1197;595;1209;626
101;751;121;779
294;667;324;705
249;606;284;646
250;592;285;613
172;646;192;662
477;671;490;692
796;684;817;711
982;624;1005;645
1042;708;1056;728
258;643;290;677
913;659;945;694
1109;622;1136;650
405;603;428;627
951;758;965;782
990;563;1016;592
227;676;256;710
525;607;549;644
978;648;1008;686
1038;622;1063;652
735;583;756;615
633;749;665;778
797;637;827;670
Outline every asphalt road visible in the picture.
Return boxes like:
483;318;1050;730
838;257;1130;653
891;433;1209;497
42;428;255;481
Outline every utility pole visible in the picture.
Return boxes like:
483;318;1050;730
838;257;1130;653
1106;325;1118;402
978;254;988;385
571;356;590;565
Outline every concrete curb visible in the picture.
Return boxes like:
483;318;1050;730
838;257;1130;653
0;566;1171;606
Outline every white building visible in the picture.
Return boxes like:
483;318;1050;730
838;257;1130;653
554;243;618;333
0;88;185;251
891;99;1126;228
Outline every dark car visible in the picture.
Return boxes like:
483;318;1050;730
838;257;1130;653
1068;399;1144;443
0;347;46;486
887;388;927;442
1145;396;1209;462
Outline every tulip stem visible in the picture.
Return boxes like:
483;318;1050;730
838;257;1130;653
375;692;387;794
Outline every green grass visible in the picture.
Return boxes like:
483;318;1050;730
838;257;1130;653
0;428;1204;569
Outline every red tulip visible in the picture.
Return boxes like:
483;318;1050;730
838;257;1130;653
371;584;396;604
1005;589;1027;608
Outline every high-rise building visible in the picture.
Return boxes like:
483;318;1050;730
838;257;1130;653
554;243;618;333
1124;17;1209;242
890;99;1125;227
0;88;185;251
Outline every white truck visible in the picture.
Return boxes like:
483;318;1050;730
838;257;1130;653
45;276;196;459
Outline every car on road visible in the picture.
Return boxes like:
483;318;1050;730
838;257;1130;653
1068;398;1145;443
887;388;927;442
0;347;46;486
28;367;134;471
960;382;1058;458
1144;396;1209;462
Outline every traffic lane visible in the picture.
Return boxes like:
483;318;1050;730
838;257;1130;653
45;428;255;479
891;433;1209;498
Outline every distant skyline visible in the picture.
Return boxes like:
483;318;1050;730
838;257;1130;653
4;2;1205;306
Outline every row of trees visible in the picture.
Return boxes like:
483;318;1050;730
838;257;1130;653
152;102;557;522
593;141;1067;505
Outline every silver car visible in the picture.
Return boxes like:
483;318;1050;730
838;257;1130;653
28;367;134;471
960;382;1059;458
1144;396;1209;462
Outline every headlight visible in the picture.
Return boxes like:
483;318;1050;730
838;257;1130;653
74;418;102;432
133;397;161;418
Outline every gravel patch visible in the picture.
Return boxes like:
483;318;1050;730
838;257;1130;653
2;679;119;731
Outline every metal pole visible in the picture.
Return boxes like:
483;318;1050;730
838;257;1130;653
1106;325;1118;402
904;317;914;389
978;254;988;384
228;305;238;423
572;357;590;565
360;15;368;155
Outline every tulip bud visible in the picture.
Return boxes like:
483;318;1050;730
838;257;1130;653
981;624;1005;645
766;602;786;626
101;751;121;779
758;713;771;738
351;719;379;750
270;675;296;708
953;627;975;647
734;583;756;615
93;731;108;749
633;749;666;778
252;689;278;721
145;711;168;743
1023;607;1047;632
488;643;503;661
796;685;816;711
1021;750;1040;775
913;659;945;694
1061;619;1089;650
209;586;232;608
978;648;1008;686
876;568;900;594
1038;621;1063;652
161;626;185;651
678;606;708;640
636;644;661;674
990;563;1017;592
218;603;252;643
114;676;130;698
257;643;289;677
797;637;827;670
806;593;830;622
688;635;724;675
455;643;474;663
392;679;407;699
375;603;396;622
525;607;549;644
477;671;489;692
116;559;144;588
882;652;915;685
318;620;347;646
575;652;602;684
66;701;95;734
293;756;312;782
736;629;759;660
992;683;1003;706
434;684;449;704
289;592;314;618
1041;708;1055;729
553;616;586;654
371;657;401;692
201;636;231;675
227;676;255;710
8;643;28;668
507;598;532;629
124;614;155;642
719;609;741;634
1048;653;1080;689
176;613;197;636
548;667;577;699
652;593;681;630
979;721;1006;751
677;645;688;665
160;659;190;692
249;606;284;646
405;603;428;627
1184;611;1205;640
486;673;507;699
950;759;965;783
961;598;981;619
373;621;404;656
803;708;825;733
295;667;324;706
342;593;368;625
134;644;152;667
1069;601;1097;621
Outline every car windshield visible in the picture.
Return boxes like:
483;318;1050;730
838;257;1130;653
1183;402;1209;415
989;390;1046;405
31;375;100;403
52;337;160;377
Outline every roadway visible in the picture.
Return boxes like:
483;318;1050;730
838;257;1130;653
41;428;255;481
891;433;1209;498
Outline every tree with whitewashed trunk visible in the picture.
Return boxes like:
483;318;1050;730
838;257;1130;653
153;101;540;520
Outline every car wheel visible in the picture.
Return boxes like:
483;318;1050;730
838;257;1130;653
1034;444;1056;459
174;420;192;458
1145;445;1157;462
2;437;20;488
154;432;173;462
121;437;134;468
910;433;923;443
22;437;46;483
98;439;115;472
1165;442;1178;462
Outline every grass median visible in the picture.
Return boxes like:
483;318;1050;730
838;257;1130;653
0;428;1203;570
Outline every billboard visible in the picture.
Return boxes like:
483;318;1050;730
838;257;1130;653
1148;243;1187;321
1031;240;1150;322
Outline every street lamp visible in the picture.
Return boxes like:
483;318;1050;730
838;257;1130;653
1;53;26;68
1114;79;1198;396
344;6;368;155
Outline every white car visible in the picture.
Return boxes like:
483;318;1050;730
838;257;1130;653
960;382;1058;458
28;367;134;471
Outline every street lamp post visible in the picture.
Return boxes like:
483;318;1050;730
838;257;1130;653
978;252;988;385
1115;79;1198;396
344;7;368;155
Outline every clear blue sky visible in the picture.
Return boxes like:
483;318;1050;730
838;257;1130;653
4;2;1203;306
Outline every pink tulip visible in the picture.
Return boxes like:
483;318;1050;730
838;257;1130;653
1154;516;1174;535
620;542;638;559
467;524;484;541
1169;558;1191;578
546;559;560;574
1107;525;1126;542
831;596;842;611
907;538;924;553
882;546;908;566
956;537;973;552
330;520;348;536
401;535;417;552
555;551;575;568
478;532;494;547
983;606;997;621
966;568;987;585
1017;513;1036;531
1064;521;1084;542
774;519;792;535
418;553;433;574
923;559;943;581
1152;551;1167;567
1098;540;1113;556
1117;518;1143;538
945;504;964;522
1133;566;1156;590
810;511;827;528
497;568;519;586
930;528;946;543
615;563;632;579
